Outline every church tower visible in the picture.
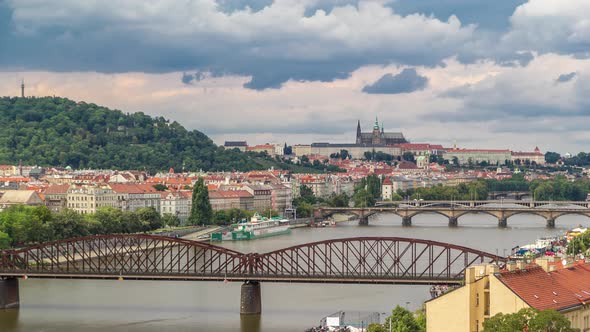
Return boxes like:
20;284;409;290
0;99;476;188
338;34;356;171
21;80;25;98
372;116;381;144
356;120;362;144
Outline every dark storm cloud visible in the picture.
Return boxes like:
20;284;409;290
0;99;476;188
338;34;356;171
362;68;428;94
0;1;474;90
181;73;195;85
556;72;577;83
0;0;587;91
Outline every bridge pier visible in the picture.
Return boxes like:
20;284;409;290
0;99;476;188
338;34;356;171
0;277;19;309
402;216;412;227
358;216;369;226
448;217;458;227
240;281;261;315
498;217;507;228
546;218;556;228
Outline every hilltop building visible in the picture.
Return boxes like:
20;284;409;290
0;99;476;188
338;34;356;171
356;117;407;145
294;118;407;158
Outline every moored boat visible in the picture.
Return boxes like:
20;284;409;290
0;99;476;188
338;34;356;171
210;213;291;241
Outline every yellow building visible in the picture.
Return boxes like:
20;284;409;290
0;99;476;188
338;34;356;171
66;184;117;214
426;260;590;332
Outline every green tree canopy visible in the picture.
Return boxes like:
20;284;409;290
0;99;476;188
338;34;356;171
483;308;578;332
189;178;213;225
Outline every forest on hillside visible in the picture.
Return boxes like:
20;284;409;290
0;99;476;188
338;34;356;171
0;97;299;173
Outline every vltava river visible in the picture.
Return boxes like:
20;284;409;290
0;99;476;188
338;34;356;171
1;213;587;332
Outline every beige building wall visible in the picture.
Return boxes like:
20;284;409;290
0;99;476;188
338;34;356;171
310;145;402;159
488;275;529;317
293;145;312;156
426;286;470;332
66;185;117;214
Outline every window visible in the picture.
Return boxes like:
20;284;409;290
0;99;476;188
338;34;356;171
476;293;479;307
475;320;479;332
583;315;588;330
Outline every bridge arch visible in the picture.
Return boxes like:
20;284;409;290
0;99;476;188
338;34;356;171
253;237;505;283
0;234;247;276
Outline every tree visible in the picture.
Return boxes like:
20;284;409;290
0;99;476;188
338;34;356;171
188;178;213;225
152;184;168;191
367;323;387;332
385;306;424;332
136;207;163;231
0;231;11;249
483;308;578;332
340;149;349;160
402;152;415;163
545;151;561;164
92;207;124;234
162;213;181;227
326;193;350;207
298;185;316;204
50;209;88;240
452;156;459;166
353;188;375;208
284;144;292;155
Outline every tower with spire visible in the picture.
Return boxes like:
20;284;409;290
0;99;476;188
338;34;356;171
372;116;382;144
21;80;25;98
356;120;362;144
354;117;408;146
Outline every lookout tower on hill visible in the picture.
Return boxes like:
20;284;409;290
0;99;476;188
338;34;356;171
21;80;25;98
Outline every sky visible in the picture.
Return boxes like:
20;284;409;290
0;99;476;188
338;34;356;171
1;0;590;153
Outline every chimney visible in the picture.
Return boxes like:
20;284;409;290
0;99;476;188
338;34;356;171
536;258;550;272
465;267;476;284
506;262;517;272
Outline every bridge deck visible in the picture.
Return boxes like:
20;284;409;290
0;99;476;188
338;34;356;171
0;272;461;285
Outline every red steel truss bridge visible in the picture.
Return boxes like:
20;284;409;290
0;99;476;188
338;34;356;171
0;235;506;312
0;234;506;283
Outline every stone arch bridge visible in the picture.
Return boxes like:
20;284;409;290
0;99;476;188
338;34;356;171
315;200;590;227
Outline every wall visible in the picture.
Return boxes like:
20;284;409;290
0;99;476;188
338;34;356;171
426;286;470;332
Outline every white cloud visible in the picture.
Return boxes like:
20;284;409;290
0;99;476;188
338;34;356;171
503;0;590;53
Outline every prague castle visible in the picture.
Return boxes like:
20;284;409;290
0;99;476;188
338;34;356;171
356;118;407;145
293;118;408;158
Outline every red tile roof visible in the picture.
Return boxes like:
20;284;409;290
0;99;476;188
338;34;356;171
208;190;253;199
109;183;159;194
0;177;31;182
496;262;590;311
43;184;70;195
511;151;543;156
446;148;510;153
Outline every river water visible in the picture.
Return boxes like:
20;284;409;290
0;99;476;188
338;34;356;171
1;213;588;332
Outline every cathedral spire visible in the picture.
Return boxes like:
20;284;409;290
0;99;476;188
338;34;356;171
381;122;384;134
356;120;362;144
374;116;379;129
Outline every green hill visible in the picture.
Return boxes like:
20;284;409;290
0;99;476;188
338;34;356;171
0;96;319;173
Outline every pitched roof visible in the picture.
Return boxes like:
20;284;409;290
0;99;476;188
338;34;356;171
109;183;159;194
208;190;253;199
0;190;43;204
496;263;590;311
43;184;70;195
